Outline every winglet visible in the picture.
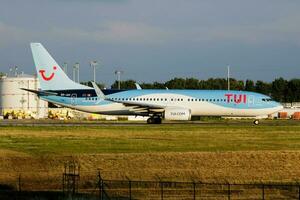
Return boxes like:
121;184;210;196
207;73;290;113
135;83;142;90
91;82;106;99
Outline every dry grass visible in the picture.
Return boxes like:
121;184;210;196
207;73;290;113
0;120;300;187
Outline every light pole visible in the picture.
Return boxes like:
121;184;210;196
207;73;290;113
63;62;68;75
115;70;123;90
90;61;99;83
9;67;13;77
14;66;18;77
227;65;230;91
74;63;80;83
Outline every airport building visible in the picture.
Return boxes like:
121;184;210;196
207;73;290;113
0;74;48;119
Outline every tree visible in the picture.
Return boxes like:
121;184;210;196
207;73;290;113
80;81;105;89
271;78;287;102
165;78;186;89
255;80;271;95
111;79;136;89
245;80;255;91
286;79;300;103
185;78;199;89
230;79;244;90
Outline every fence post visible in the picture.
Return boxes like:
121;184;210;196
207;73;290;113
160;181;164;200
262;184;265;200
227;183;231;200
298;185;300;200
98;170;103;200
62;173;65;195
18;174;21;193
129;180;132;200
193;182;196;200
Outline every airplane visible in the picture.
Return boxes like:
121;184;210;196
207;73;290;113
26;43;283;124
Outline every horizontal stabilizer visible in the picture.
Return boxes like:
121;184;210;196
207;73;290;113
20;88;58;96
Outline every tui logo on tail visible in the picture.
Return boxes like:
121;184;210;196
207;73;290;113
39;66;57;81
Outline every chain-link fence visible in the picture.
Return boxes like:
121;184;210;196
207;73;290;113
1;171;300;200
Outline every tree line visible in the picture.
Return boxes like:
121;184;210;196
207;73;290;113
108;77;300;103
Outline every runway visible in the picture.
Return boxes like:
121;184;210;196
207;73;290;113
0;119;149;127
0;119;231;127
0;119;299;127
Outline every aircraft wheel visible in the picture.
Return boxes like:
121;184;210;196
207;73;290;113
154;117;162;124
147;117;162;124
147;118;155;124
253;120;259;125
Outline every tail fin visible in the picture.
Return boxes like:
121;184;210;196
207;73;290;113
30;43;90;90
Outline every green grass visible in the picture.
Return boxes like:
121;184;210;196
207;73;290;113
0;120;300;155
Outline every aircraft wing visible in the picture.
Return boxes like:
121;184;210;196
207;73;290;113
91;82;165;114
106;98;165;114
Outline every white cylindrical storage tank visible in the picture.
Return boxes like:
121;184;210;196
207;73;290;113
0;74;48;119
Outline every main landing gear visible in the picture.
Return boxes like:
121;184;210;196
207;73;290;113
147;116;162;124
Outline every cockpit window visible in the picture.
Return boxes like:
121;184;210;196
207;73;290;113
262;98;273;102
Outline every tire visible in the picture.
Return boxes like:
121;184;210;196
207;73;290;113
147;117;162;124
154;117;162;124
147;118;154;124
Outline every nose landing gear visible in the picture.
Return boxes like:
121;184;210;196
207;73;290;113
253;119;259;125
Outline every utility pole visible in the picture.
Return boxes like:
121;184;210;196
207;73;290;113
90;61;99;83
115;70;123;90
227;65;230;91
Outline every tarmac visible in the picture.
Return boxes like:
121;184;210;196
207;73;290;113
1;119;297;127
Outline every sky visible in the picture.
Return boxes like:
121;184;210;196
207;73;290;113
0;0;299;87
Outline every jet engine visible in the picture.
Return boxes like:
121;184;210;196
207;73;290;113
164;108;191;121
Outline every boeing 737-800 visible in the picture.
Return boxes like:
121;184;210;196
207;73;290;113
25;43;283;124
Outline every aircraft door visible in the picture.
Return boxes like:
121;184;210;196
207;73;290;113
71;93;77;106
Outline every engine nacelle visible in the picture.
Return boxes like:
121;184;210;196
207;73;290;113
164;108;191;121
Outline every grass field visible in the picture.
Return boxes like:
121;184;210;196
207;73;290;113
1;119;300;184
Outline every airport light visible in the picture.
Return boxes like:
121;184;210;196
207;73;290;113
90;61;99;83
73;63;80;83
115;70;124;90
63;62;68;75
14;66;18;77
9;67;13;77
